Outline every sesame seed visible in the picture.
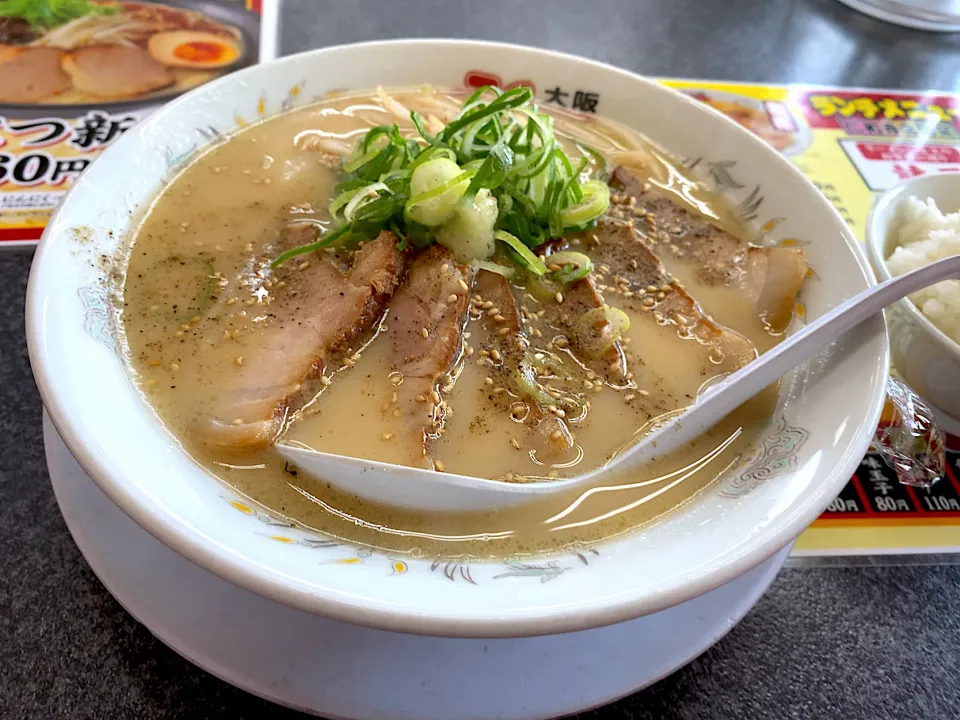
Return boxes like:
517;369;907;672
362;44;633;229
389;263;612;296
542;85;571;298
533;352;545;360
441;263;450;272
226;298;237;306
547;263;561;272
482;301;494;309
175;331;184;338
485;377;494;386
511;402;525;415
298;261;310;270
498;327;511;335
320;376;332;386
486;307;500;316
510;438;521;449
431;390;441;404
554;337;569;349
457;278;469;292
466;346;475;356
416;394;427;403
421;327;429;339
584;380;594;389
550;429;563;441
638;389;650;396
506;472;515;482
434;460;445;472
494;314;505;323
548;470;560;479
554;408;566;418
531;328;543;338
594;384;603;392
231;418;243;426
490;349;502;362
625;393;636;401
656;292;666;301
660;284;671;293
555;292;564;304
234;356;244;366
246;298;256;305
642;182;652;192
447;293;458;303
643;297;656;307
149;359;161;367
393;408;401;417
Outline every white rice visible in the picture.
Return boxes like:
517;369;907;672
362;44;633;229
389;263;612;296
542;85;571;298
886;196;960;343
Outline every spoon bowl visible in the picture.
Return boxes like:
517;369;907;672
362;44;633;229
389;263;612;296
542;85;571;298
279;255;960;512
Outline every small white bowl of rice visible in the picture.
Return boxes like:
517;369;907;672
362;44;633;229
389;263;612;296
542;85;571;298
867;173;960;431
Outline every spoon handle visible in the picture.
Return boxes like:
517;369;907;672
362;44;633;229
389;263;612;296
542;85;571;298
621;254;960;465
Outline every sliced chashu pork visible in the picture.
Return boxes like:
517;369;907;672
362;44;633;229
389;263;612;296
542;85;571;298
610;166;809;333
471;270;574;465
386;246;471;469
570;219;757;371
200;232;405;448
542;219;758;412
62;45;174;99
0;46;70;103
532;264;629;385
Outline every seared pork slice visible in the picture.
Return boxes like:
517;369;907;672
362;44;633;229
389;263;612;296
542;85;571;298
566;218;758;377
387;246;471;469
0;46;70;103
62;45;174;99
471;270;574;465
532;239;629;384
610;166;809;332
200;232;405;448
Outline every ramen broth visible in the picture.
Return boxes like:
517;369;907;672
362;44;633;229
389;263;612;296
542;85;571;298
121;88;791;559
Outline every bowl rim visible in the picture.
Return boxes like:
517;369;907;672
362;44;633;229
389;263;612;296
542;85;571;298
865;173;960;363
27;38;889;638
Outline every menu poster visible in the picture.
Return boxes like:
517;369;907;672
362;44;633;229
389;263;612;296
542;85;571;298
661;79;960;556
0;0;267;248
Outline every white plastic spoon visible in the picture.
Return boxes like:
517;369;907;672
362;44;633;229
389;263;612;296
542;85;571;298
277;255;960;512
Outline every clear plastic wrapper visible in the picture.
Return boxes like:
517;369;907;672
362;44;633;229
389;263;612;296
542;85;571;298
870;376;945;489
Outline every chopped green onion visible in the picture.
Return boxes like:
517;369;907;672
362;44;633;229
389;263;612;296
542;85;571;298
494;230;547;276
573;306;631;358
270;224;352;268
272;85;612;270
404;158;472;226
475;260;515;278
559;179;610;229
546;251;593;284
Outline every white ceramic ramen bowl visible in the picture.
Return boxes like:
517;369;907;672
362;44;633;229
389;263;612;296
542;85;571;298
866;173;960;432
27;39;888;639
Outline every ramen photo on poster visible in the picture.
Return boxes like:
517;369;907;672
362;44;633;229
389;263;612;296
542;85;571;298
0;0;264;246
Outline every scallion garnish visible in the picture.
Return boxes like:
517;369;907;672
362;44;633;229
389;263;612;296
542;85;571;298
271;86;610;271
